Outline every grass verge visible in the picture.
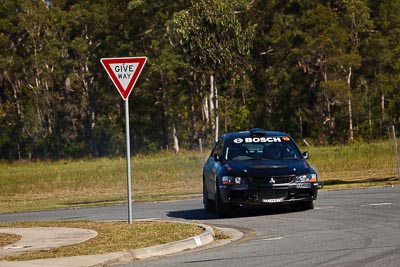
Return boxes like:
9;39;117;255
0;142;399;214
0;220;204;261
304;141;400;189
0;151;203;213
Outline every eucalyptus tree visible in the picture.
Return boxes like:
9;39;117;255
5;0;60;158
249;1;312;138
292;2;351;144
0;0;125;159
172;0;255;142
63;1;114;156
362;28;391;137
127;0;189;153
0;0;25;158
372;1;400;134
339;0;372;141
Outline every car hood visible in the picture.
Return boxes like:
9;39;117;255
225;159;311;177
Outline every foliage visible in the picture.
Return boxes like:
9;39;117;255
0;0;400;159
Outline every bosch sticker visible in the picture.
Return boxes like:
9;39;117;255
233;137;285;143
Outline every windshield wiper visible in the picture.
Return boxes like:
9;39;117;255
248;157;266;160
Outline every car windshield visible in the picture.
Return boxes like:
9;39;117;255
225;137;302;161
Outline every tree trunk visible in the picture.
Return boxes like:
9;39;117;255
209;74;215;139
214;75;219;142
210;75;219;141
322;71;335;144
347;66;354;142
172;121;179;153
159;72;169;150
190;75;198;148
381;93;385;136
161;102;168;150
199;74;207;144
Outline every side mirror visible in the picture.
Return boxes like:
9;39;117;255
302;151;309;159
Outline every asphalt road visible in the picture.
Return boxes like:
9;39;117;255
1;187;400;266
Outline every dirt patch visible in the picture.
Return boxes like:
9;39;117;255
0;233;21;247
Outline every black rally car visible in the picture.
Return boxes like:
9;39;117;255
202;128;319;217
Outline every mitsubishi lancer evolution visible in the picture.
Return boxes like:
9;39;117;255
202;128;319;218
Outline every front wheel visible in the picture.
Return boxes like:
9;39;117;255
203;180;214;212
300;200;315;210
215;186;230;218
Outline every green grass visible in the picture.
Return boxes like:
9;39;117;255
0;142;399;214
304;141;400;188
0;150;204;213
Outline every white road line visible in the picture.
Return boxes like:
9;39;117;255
315;206;335;209
253;237;284;242
368;203;393;206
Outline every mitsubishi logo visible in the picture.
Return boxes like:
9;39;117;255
269;178;276;184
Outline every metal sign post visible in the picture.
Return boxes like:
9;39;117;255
392;125;400;180
125;99;133;223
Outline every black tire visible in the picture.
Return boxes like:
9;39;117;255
215;186;230;218
203;180;214;212
300;200;315;210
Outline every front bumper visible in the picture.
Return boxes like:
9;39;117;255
219;182;318;205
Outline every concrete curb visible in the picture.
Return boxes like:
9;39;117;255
100;223;215;266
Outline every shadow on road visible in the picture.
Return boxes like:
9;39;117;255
167;209;217;220
166;205;303;220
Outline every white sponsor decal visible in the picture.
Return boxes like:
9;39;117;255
233;137;282;143
233;138;244;143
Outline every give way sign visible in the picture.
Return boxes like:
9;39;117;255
100;57;147;100
100;56;147;223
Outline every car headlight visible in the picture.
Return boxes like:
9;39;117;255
295;173;317;183
222;176;246;185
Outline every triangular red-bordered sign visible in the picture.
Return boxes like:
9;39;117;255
100;57;147;100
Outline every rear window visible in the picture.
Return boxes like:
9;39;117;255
225;136;302;161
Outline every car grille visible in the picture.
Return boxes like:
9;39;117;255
257;189;287;200
271;175;295;183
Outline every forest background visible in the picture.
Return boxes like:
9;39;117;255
1;0;400;160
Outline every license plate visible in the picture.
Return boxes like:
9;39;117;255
262;198;284;203
296;183;311;189
232;185;248;190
